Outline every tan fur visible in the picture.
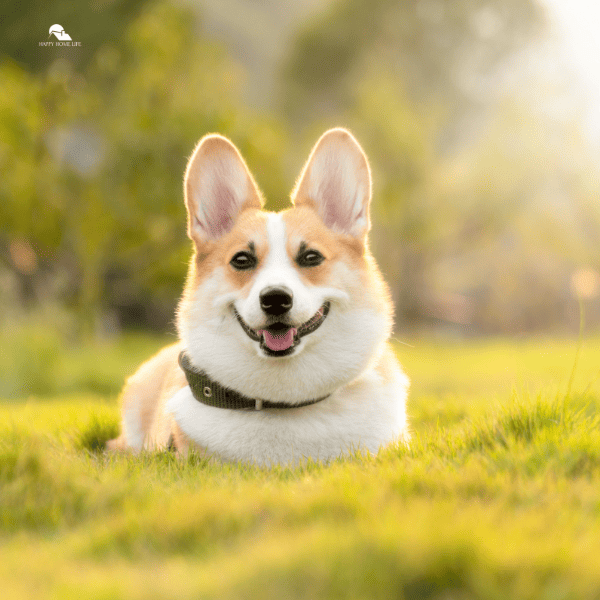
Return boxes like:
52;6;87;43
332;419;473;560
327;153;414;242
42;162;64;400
108;211;393;453
107;342;192;452
108;128;407;457
192;210;269;290
282;206;392;320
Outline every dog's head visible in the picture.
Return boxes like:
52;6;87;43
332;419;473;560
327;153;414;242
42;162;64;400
177;129;393;403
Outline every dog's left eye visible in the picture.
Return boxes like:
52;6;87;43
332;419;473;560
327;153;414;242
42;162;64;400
230;251;257;270
297;249;325;267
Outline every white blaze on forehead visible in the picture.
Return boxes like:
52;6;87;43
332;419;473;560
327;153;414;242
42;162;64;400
238;212;347;329
265;212;288;266
240;213;314;326
256;213;298;289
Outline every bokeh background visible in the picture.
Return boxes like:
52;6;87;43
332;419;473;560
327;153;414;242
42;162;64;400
1;0;599;395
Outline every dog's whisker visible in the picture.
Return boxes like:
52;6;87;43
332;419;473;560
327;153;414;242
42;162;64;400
391;337;415;348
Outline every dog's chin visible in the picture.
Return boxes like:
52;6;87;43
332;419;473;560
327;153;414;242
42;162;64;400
234;302;330;359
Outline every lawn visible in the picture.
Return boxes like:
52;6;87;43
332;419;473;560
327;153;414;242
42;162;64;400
1;332;600;599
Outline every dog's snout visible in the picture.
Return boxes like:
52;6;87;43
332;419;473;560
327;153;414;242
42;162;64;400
259;286;293;316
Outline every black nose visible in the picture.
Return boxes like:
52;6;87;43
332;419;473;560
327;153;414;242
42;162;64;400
259;286;293;316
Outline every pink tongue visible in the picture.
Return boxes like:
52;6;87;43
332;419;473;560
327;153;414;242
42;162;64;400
259;327;297;351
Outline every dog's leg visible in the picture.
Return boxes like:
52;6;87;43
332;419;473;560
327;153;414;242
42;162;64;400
107;342;183;451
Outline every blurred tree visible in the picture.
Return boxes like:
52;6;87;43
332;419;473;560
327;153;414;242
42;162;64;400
423;98;600;333
343;73;437;326
278;0;600;334
281;0;545;136
279;0;547;330
0;0;147;73
2;0;599;337
0;2;288;336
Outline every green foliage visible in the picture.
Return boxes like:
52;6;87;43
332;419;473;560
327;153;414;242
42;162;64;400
281;0;544;124
0;0;147;73
0;1;289;333
280;0;600;333
0;320;166;398
1;336;600;597
2;0;600;337
74;413;120;453
0;317;62;398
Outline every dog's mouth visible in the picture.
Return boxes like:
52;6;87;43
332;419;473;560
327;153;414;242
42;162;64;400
234;302;330;357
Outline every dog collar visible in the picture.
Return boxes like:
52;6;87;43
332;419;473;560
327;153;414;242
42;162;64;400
178;351;330;411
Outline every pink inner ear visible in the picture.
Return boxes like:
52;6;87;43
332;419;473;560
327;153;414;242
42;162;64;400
319;168;357;233
202;179;237;238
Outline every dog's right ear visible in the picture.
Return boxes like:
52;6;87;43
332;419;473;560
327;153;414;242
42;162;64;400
292;128;371;240
184;134;263;247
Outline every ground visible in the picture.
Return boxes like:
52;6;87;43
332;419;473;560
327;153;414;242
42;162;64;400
1;333;599;599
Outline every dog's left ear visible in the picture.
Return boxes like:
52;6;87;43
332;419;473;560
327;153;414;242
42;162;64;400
184;134;263;247
292;128;371;239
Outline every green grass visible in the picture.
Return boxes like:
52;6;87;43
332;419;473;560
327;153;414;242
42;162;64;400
1;332;600;599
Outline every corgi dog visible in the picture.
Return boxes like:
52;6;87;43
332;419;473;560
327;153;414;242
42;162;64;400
107;128;409;465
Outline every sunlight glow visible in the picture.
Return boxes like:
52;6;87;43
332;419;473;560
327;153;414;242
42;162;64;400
543;0;600;143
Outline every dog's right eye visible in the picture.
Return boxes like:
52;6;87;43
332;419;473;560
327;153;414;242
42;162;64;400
230;251;257;271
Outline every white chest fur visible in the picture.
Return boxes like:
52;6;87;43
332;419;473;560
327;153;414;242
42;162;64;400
165;366;408;466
